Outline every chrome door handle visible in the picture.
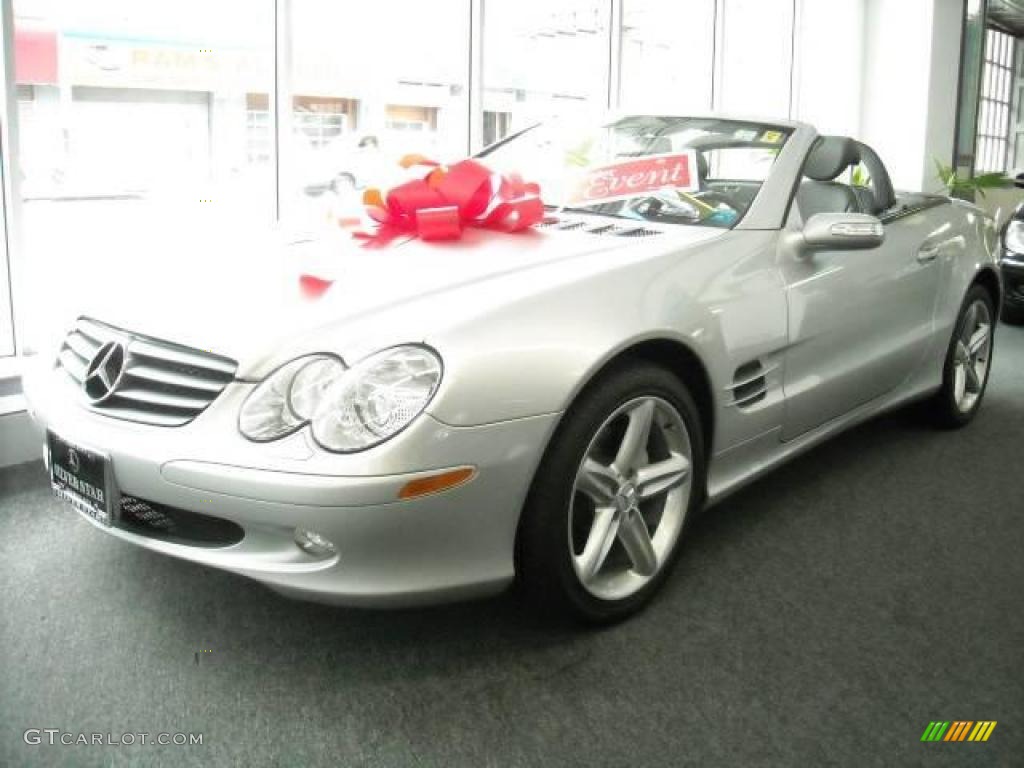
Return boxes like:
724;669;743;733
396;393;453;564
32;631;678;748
917;246;940;264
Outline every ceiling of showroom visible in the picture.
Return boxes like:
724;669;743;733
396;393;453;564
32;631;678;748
989;0;1024;36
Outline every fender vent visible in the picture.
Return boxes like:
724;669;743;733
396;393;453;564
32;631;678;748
728;361;768;409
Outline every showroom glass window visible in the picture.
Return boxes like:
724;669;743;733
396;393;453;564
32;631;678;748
975;27;1016;173
791;0;864;137
619;0;715;114
286;0;470;224
13;0;273;350
0;173;10;356
481;0;610;148
717;0;794;117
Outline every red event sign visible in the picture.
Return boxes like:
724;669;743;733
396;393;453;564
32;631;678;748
569;151;698;205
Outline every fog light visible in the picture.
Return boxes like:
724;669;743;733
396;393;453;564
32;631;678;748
294;528;336;557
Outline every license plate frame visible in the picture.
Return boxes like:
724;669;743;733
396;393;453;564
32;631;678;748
47;430;117;526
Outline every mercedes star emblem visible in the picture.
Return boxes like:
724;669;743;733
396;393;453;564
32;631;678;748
84;341;127;403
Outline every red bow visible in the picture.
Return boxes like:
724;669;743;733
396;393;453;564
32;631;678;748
357;156;544;245
299;274;333;299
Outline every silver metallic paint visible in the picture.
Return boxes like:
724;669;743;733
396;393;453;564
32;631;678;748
23;118;1001;605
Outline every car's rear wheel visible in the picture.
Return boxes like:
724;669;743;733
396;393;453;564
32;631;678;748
927;285;996;428
517;361;705;623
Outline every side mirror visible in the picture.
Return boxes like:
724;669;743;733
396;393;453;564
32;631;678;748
792;212;884;258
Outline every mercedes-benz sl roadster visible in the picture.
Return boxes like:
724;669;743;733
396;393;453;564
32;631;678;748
24;115;1001;622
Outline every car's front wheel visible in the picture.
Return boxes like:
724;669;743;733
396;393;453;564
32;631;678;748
517;361;705;623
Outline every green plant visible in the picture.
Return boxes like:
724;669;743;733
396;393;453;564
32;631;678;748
851;164;871;187
565;138;595;168
933;159;1009;199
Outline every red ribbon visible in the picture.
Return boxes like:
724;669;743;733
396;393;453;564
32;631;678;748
299;274;333;299
357;156;544;246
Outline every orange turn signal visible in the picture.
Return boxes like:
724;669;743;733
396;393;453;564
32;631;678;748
398;467;476;500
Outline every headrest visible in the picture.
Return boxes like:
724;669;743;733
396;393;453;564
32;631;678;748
805;136;861;181
855;141;896;213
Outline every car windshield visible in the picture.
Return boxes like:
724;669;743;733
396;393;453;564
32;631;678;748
480;116;792;229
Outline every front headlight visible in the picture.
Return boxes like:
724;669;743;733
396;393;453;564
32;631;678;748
1005;220;1024;256
238;355;343;442
238;346;442;452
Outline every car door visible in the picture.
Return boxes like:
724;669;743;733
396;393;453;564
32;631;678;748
778;206;948;441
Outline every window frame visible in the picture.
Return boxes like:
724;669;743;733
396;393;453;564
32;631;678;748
975;26;1017;174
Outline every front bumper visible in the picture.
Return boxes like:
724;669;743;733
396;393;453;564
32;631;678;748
24;360;558;606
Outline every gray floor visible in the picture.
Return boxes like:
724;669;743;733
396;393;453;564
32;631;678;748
2;328;1023;768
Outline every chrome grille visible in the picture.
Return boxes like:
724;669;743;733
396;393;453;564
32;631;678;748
57;317;237;426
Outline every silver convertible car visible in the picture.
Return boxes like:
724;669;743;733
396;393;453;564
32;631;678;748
24;115;1001;623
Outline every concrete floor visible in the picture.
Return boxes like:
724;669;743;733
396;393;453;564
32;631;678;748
2;325;1023;767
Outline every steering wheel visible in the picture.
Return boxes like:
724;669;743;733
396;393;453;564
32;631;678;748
626;196;700;222
690;188;742;213
627;187;742;224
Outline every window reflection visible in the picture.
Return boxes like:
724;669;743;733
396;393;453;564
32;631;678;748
15;0;273;205
13;0;274;351
718;0;794;117
620;0;715;113
482;0;610;147
287;0;470;224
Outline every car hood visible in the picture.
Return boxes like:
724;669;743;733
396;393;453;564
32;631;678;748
57;221;724;378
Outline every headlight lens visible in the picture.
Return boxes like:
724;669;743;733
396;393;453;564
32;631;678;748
289;357;345;420
1005;220;1024;256
238;347;442;452
238;355;340;442
311;346;442;452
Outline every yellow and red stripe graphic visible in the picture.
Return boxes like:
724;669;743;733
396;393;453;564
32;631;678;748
920;721;997;742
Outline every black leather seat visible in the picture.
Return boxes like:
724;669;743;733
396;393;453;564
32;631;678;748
851;185;876;214
854;141;896;214
797;136;864;219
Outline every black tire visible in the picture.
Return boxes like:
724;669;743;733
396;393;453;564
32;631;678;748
926;285;996;428
516;360;706;624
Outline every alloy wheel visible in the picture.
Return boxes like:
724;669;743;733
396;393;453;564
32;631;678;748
953;299;992;414
568;396;693;601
